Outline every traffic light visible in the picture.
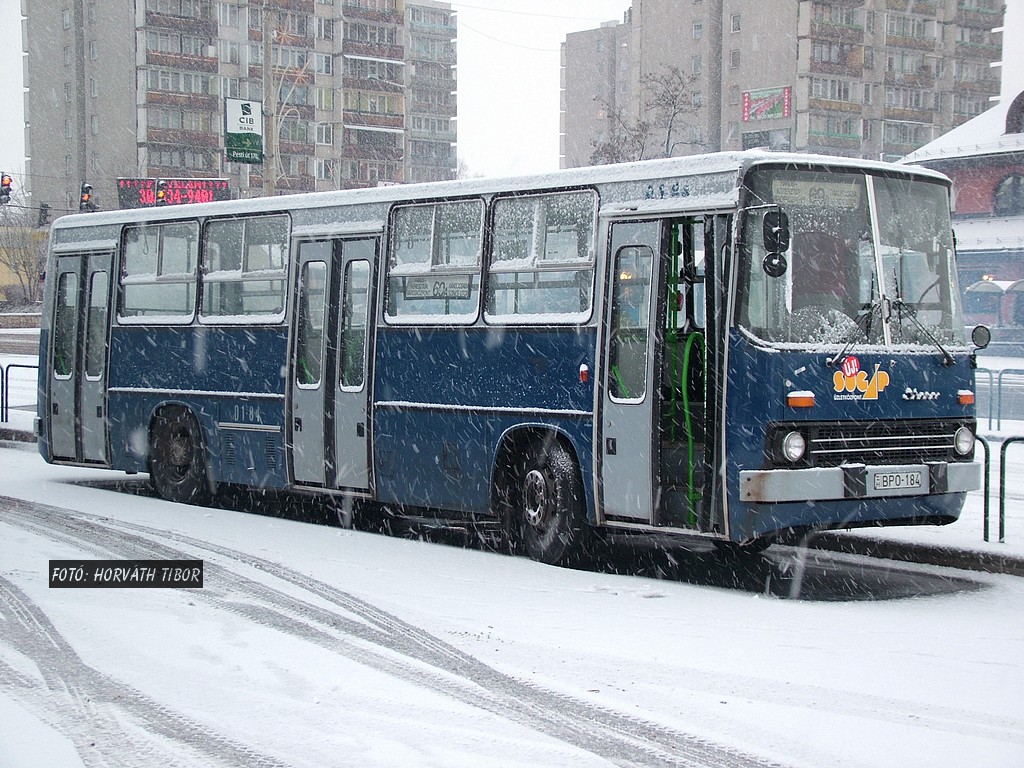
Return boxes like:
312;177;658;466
79;182;96;212
155;179;167;205
0;172;11;204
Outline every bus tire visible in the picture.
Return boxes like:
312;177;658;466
149;408;213;505
515;440;591;566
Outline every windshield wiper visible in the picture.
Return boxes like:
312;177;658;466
827;299;883;368
890;298;954;367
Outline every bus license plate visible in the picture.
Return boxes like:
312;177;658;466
872;470;923;492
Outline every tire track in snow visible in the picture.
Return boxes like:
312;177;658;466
1;494;782;768
0;576;290;768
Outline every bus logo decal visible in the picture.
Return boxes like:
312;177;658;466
833;356;890;401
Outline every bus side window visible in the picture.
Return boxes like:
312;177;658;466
295;260;327;387
609;245;653;400
663;218;706;442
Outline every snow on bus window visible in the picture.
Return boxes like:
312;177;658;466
200;214;289;323
485;189;597;324
385;199;484;324
118;221;199;323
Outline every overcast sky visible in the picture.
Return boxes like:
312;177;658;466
0;0;1021;187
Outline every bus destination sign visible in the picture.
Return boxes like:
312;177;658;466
117;178;231;209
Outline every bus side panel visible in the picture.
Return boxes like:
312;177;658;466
104;325;290;488
373;326;597;515
724;334;976;541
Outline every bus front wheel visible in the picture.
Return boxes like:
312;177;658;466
149;409;213;505
514;441;591;566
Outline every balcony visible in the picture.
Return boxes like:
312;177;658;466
146;52;220;74
883;68;936;88
343;41;405;62
145;11;216;37
341;2;403;26
956;6;1004;29
810;21;865;45
343;111;405;131
146;128;220;149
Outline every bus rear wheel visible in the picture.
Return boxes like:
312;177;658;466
514;440;591;566
149;409;213;505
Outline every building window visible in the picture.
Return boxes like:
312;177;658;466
219;41;239;64
731;14;741;32
315;53;333;75
692;22;703;40
730;49;740;69
91;115;99;135
811;77;854;103
691;91;703;108
316;122;333;144
62;9;70;28
316;158;336;181
88;41;98;60
317;18;334;40
994;174;1024;215
90;78;99;97
316;87;333;111
692;55;702;75
218;3;239;27
64;82;72;102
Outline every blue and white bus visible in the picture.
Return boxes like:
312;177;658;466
38;151;986;564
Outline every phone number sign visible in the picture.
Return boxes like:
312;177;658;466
117;178;231;209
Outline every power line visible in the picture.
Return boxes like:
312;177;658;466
456;20;561;52
448;2;624;23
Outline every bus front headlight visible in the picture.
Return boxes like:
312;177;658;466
954;426;975;457
780;430;807;463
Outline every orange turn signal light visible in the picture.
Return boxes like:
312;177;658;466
958;390;975;406
787;392;815;408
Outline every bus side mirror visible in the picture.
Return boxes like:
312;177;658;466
763;209;790;253
972;325;990;350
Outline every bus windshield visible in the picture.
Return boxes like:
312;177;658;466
736;168;966;348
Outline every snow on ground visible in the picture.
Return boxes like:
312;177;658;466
0;444;1022;767
1;353;1023;767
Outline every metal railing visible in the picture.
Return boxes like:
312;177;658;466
1;363;38;423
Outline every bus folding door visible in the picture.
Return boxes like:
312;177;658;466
48;252;113;463
289;238;376;492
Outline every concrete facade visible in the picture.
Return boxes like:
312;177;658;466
561;0;1004;168
22;0;456;219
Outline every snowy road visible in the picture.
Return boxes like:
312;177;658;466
1;443;1022;768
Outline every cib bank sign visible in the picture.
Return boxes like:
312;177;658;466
225;98;264;164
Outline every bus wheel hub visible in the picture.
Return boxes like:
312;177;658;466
523;468;553;529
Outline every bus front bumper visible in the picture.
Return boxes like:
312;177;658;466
739;461;981;503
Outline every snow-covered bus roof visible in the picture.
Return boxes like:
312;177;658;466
50;150;951;247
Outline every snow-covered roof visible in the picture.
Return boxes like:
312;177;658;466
902;94;1024;164
954;214;1024;252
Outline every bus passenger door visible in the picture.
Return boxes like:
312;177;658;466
332;239;375;491
290;242;331;485
289;237;375;492
600;222;659;521
49;252;113;463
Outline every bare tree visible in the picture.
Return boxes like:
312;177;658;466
0;200;48;307
589;64;703;165
589;103;652;165
642;65;703;158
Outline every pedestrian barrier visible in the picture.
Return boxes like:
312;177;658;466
995;436;1024;545
1;363;38;423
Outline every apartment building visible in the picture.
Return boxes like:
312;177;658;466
23;0;456;217
561;0;1003;168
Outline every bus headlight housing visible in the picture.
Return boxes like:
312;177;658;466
954;426;975;457
779;430;807;463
